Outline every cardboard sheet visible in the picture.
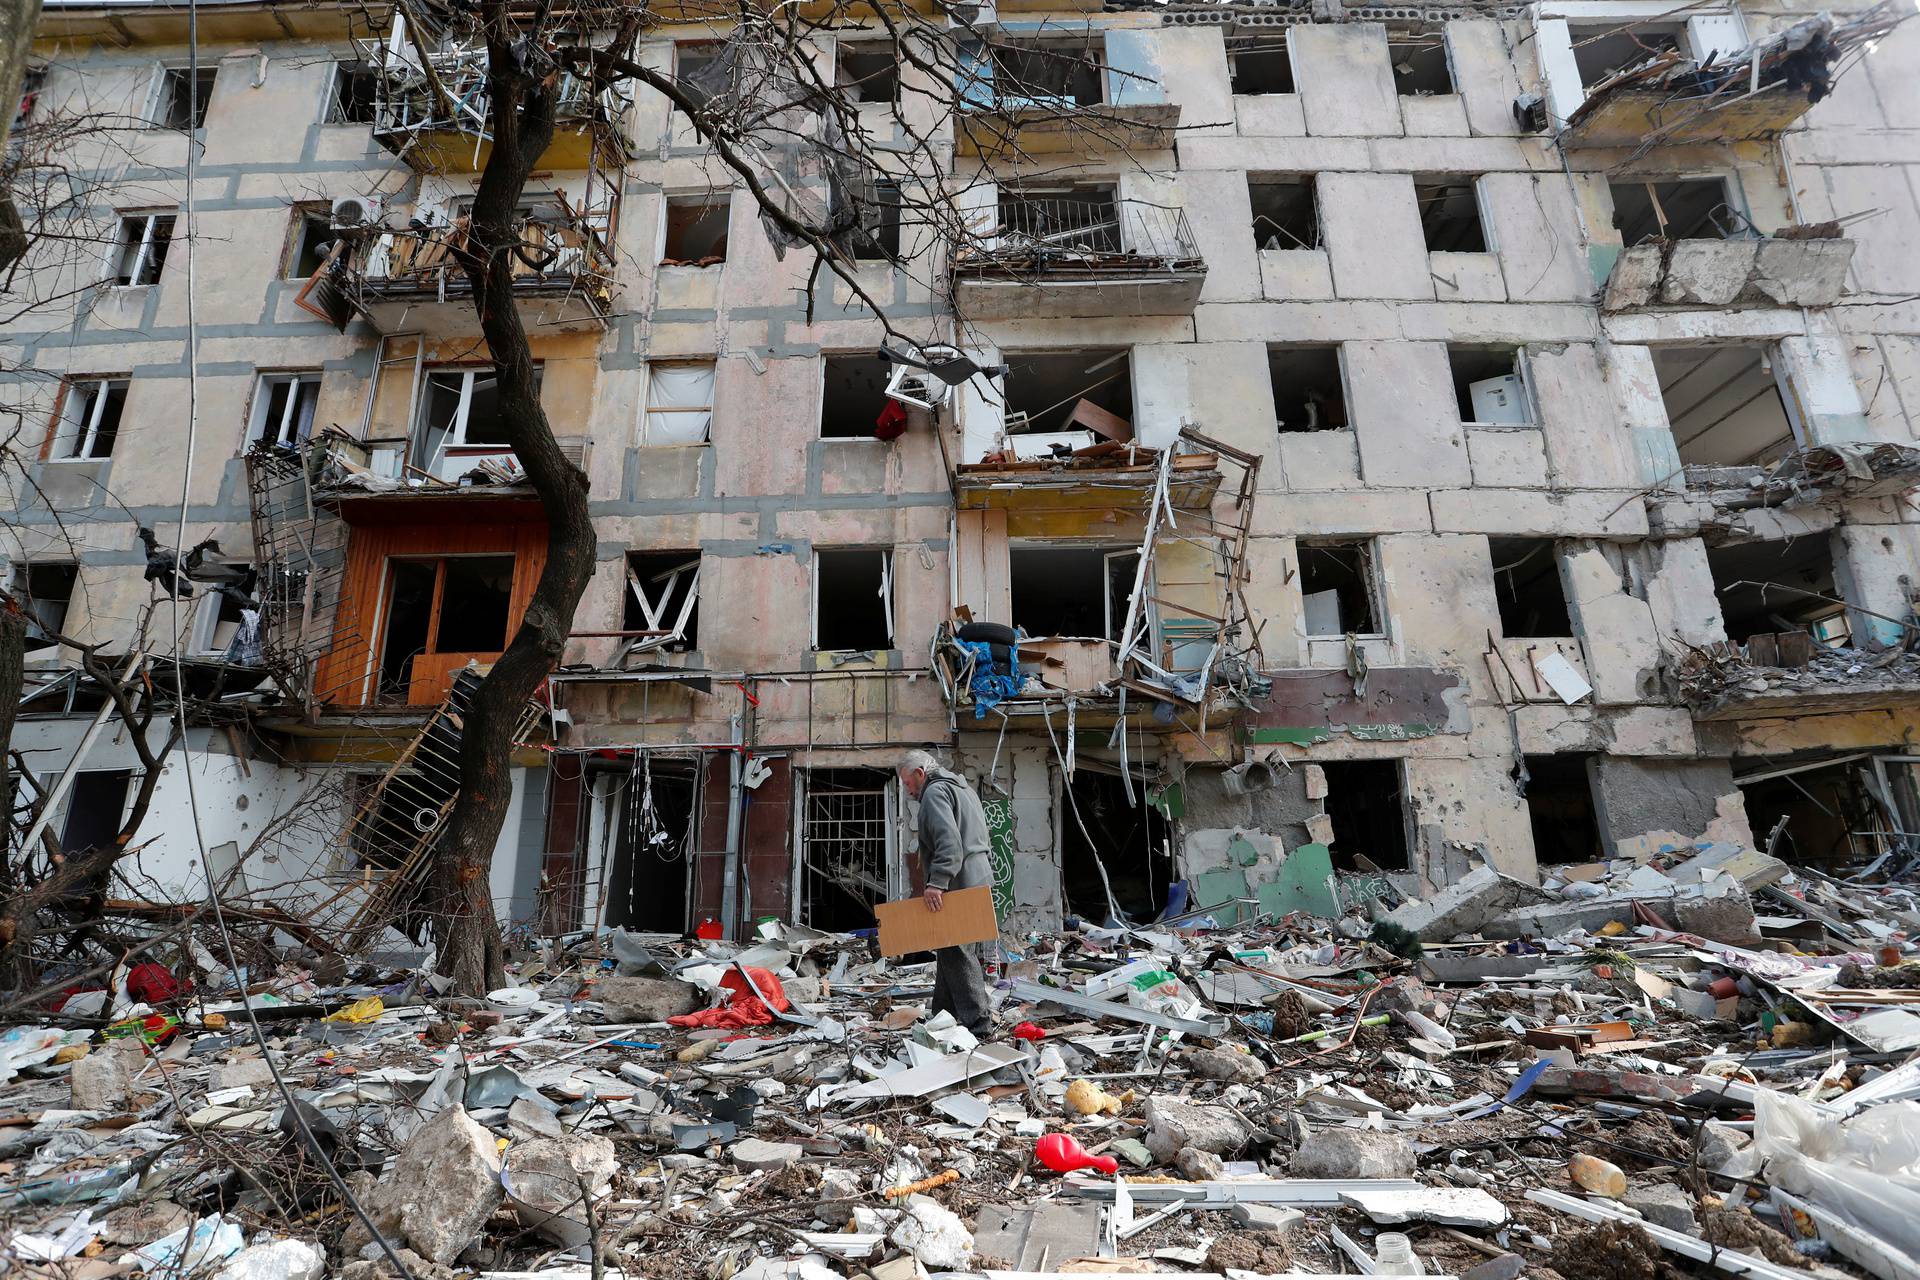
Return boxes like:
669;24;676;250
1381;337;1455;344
875;885;999;956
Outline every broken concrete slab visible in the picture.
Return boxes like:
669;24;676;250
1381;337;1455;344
1185;1047;1265;1083
209;1059;276;1091
343;1105;504;1265
213;1239;327;1280
592;975;702;1023
1228;1204;1305;1234
1175;1147;1225;1180
1624;1182;1697;1233
502;1133;619;1246
1142;1097;1254;1163
1289;1129;1416;1179
732;1137;805;1171
68;1048;132;1110
1481;898;1641;939
1379;865;1549;942
1340;1185;1509;1227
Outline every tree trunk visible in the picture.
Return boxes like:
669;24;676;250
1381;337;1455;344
428;17;599;994
0;603;25;846
0;0;45;271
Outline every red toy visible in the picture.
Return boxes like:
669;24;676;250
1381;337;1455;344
1036;1132;1119;1175
1011;1021;1046;1042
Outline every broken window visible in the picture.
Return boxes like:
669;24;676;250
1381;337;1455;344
1388;34;1454;94
624;551;700;651
325;61;379;124
1737;756;1882;868
814;548;893;651
1319;760;1410;870
190;567;255;656
1270;344;1347;432
1449;346;1533;424
1249;176;1318;251
61;770;131;856
986;40;1105;108
152;66;215;129
1655;346;1796;466
662;196;729;264
1009;546;1140;640
1002;350;1132;439
673;43;728;117
412;365;542;473
821;354;896;439
1568;23;1683;90
12;562;76;650
643;362;715;446
1414;176;1488;253
1299;539;1380;636
998;183;1121;254
377;555;517;702
844;178;903;261
1490;537;1572;636
801;767;895;931
1706;535;1845;647
836;42;899;103
1522;753;1603;865
1062;769;1172;923
250;373;321;447
603;757;697;931
1226;32;1294;95
287;208;335;277
52;378;126;460
1611;177;1743;245
111;211;175;286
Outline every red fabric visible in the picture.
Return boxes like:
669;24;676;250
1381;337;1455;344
126;962;187;1004
874;400;909;440
668;967;790;1030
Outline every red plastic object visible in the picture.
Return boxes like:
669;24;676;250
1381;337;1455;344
1011;1021;1046;1042
695;918;723;940
1036;1132;1119;1176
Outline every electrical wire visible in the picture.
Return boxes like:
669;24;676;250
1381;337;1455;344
163;5;416;1275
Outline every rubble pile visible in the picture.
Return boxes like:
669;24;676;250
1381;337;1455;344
1674;639;1920;706
5;850;1920;1280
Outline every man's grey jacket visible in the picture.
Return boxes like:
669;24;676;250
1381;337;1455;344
917;767;992;893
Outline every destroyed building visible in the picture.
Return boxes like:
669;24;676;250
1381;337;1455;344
4;0;1920;950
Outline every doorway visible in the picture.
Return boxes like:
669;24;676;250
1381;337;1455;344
376;554;516;703
1060;769;1171;925
603;757;697;933
799;767;897;931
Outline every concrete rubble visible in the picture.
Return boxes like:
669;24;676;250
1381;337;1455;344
3;848;1920;1280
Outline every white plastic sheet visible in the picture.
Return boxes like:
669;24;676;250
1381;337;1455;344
1734;1091;1920;1259
645;364;715;444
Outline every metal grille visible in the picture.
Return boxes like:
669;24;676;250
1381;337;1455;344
800;771;891;926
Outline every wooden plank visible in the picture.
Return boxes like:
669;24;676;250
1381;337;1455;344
876;884;999;956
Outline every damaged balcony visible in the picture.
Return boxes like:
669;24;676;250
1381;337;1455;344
1604;228;1855;312
957;34;1180;158
323;205;617;338
951;192;1205;319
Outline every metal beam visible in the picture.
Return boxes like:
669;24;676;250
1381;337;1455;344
1009;978;1228;1037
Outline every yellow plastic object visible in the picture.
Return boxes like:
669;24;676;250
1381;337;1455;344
1598;921;1628;937
1065;1078;1124;1116
324;996;385;1024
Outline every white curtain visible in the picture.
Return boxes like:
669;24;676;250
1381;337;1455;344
645;364;715;444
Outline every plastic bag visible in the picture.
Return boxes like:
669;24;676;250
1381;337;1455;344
1734;1091;1920;1258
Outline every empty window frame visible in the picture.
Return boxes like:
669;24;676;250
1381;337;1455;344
662;195;729;263
1413;176;1488;253
1610;177;1742;245
250;373;321;447
151;66;216;129
1250;176;1319;251
1523;753;1603;864
624;551;700;651
1449;346;1533;424
1568;23;1684;90
1654;346;1796;466
814;548;893;651
643;361;715;445
376;555;516;701
1002;350;1133;437
836;42;899;104
1388;33;1454;94
1319;759;1410;870
412;366;541;470
52;378;127;459
822;354;894;439
191;570;255;656
111;211;175;286
12;562;76;649
1226;32;1294;94
986;40;1105;108
673;42;727;117
800;767;896;930
1008;546;1140;640
1270;344;1347;432
845;179;903;261
325;60;379;124
1489;537;1572;636
287;207;336;277
1705;535;1844;645
1299;539;1380;636
61;770;131;856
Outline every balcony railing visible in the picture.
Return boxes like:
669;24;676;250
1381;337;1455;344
951;198;1204;318
338;211;616;333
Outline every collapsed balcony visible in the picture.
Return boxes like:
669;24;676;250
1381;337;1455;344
1686;440;1920;509
1603;223;1855;311
951;193;1205;319
1558;8;1897;149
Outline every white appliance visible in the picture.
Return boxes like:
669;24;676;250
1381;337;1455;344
1469;374;1530;424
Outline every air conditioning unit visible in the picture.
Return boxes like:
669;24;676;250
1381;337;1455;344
330;196;384;230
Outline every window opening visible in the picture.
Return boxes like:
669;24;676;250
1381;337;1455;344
376;555;516;703
814;548;893;651
1414;176;1487;253
1250;176;1318;250
1061;769;1171;924
251;373;321;447
1611;177;1742;245
837;43;899;103
288;209;335;277
326;61;379;123
53;379;127;460
1490;536;1571;636
844;178;902;261
674;43;727;117
1009;546;1140;640
1523;753;1603;864
1299;539;1379;635
411;366;542;473
1002;349;1132;437
987;40;1105;108
1319;759;1410;870
1654;346;1795;466
801;767;895;931
1226;32;1294;94
1270;344;1346;432
1449;346;1531;424
1736;756;1883;869
60;770;131;856
191;567;257;657
1388;35;1454;94
12;563;76;650
154;67;215;129
112;212;175;286
1706;535;1844;647
1568;23;1683;90
662;196;729;263
624;551;700;651
822;354;895;438
643;362;714;445
604;757;697;932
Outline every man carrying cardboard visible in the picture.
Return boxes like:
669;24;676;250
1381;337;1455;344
897;749;994;1036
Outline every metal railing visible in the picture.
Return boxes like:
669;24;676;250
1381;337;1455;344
955;197;1202;270
346;211;614;299
371;46;630;147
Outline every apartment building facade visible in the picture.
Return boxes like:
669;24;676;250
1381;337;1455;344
5;0;1916;942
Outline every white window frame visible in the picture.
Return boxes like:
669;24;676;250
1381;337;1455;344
412;365;539;474
110;211;174;287
811;547;895;651
146;64;214;130
250;372;322;446
625;554;700;651
323;60;378;125
189;577;249;656
53;378;126;460
642;361;716;445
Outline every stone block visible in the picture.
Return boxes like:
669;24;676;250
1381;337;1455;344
1624;1182;1697;1233
1381;865;1548;941
343;1106;504;1265
1186;1048;1266;1083
1660;240;1757;306
1750;237;1854;307
210;1058;275;1091
503;1134;620;1246
731;1137;804;1171
69;1049;133;1110
1143;1097;1254;1164
1229;1204;1306;1233
1289;1129;1416;1179
593;975;703;1022
1176;1147;1224;1181
1604;244;1664;310
1672;891;1760;944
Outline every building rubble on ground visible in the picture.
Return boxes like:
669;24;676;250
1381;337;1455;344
8;830;1920;1280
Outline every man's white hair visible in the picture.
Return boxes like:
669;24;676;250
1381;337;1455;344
899;749;942;774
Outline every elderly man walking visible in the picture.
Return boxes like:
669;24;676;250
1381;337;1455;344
897;749;995;1036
